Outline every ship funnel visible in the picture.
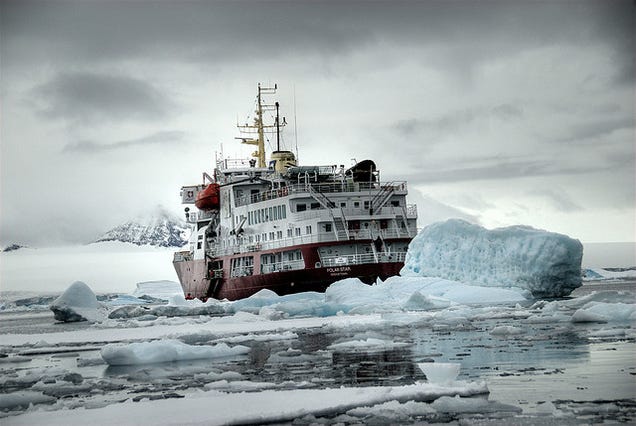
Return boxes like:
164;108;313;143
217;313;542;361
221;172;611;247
270;150;297;173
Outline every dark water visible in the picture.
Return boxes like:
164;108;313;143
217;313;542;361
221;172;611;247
1;281;635;424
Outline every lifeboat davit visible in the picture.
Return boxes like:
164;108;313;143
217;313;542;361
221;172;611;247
195;183;220;211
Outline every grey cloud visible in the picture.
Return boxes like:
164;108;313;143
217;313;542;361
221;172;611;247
406;157;602;185
3;1;632;82
527;189;583;213
557;116;633;144
32;72;175;123
393;104;523;136
63;131;187;154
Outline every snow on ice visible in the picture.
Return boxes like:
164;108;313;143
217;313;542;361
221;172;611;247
401;219;583;298
4;381;489;426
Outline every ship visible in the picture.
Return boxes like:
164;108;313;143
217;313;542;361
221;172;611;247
173;84;418;301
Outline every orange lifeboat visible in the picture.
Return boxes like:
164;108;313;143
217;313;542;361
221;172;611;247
195;183;220;211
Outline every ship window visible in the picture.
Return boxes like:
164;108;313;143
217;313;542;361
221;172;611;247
269;232;275;240
277;230;283;239
197;242;202;249
306;225;312;235
391;200;400;207
354;201;360;208
282;205;287;218
364;201;370;210
262;233;267;241
268;207;273;221
310;203;320;210
273;206;278;220
287;229;293;238
230;256;254;277
277;205;282;220
295;227;301;236
340;202;346;208
296;204;306;212
325;223;332;232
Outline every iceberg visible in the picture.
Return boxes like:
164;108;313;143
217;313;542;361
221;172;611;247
401;219;583;298
49;281;108;322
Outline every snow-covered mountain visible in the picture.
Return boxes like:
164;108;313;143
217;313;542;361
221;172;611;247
2;243;28;252
93;206;190;248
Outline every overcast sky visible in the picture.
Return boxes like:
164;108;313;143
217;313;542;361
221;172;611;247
1;0;634;246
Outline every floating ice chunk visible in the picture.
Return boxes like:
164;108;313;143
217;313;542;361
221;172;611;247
49;281;108;323
403;291;451;311
588;328;627;338
432;395;522;414
571;302;636;323
100;339;250;366
418;362;461;384
490;325;525;336
401;219;583;298
328;338;406;351
346;400;435;420
0;391;56;411
534;400;570;417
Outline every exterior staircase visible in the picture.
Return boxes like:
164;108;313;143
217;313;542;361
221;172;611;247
370;182;396;214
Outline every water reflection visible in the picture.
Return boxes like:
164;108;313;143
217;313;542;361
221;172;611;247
331;346;417;386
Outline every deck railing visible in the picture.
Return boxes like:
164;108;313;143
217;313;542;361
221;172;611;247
320;251;406;267
234;181;408;207
208;227;414;258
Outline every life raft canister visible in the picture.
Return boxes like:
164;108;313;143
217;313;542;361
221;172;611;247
195;183;221;211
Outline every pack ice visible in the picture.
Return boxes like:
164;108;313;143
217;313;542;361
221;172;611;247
401;219;583;298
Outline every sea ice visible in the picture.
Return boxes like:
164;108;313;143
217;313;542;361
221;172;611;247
570;302;636;323
49;281;108;322
401;219;583;298
431;395;522;414
417;362;461;384
0;391;56;411
131;280;183;300
100;339;250;366
3;381;489;426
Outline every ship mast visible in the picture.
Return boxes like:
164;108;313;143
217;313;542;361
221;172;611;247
237;83;278;168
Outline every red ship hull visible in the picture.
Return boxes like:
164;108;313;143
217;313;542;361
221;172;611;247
173;240;408;301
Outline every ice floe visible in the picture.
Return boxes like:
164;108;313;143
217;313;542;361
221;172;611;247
3;381;489;426
100;339;250;366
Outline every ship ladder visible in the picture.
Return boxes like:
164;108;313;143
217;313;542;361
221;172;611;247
370;182;396;214
307;184;336;209
330;208;349;241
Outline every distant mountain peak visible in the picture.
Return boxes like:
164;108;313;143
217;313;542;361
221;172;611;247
93;206;189;247
3;243;28;252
